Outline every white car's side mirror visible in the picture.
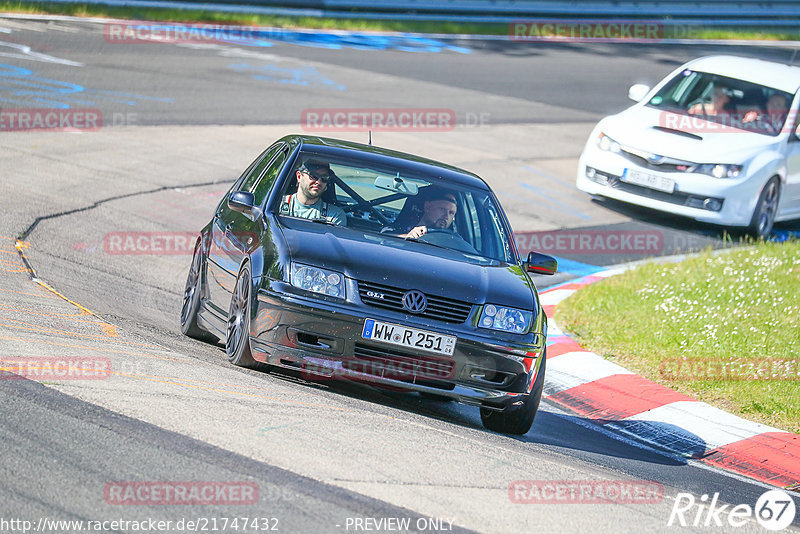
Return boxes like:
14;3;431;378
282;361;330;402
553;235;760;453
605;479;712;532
628;84;651;103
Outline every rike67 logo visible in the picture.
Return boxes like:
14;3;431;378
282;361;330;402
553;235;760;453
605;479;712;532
668;489;796;530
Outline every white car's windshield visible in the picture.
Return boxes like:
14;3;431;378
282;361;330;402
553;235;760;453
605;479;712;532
276;153;516;264
646;69;793;136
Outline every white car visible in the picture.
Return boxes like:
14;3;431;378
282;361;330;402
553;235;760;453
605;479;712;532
577;55;800;237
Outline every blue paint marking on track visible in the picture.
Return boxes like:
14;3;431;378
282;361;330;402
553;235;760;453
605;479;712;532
770;230;800;242
519;182;592;221
549;256;606;277
0;63;173;109
495;189;551;209
126;24;470;53
523;164;570;185
522;166;592;220
253;29;470;53
229;63;346;91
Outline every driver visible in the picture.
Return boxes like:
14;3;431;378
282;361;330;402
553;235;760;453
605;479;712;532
688;85;732;117
386;187;458;239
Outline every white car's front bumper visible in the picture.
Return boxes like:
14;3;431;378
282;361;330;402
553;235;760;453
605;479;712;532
576;144;765;227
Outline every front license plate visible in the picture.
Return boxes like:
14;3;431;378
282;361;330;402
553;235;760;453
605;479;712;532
622;169;675;193
362;319;456;356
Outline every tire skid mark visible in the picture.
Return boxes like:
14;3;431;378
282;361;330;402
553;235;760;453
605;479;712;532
0;317;161;347
105;371;355;412
0;286;62;299
11;179;231;343
0;333;189;359
0;301;111;321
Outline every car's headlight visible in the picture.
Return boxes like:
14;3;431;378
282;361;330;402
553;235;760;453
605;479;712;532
479;305;532;334
693;164;743;179
290;263;346;299
596;132;621;153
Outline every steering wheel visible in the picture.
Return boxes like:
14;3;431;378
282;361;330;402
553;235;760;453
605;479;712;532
418;228;478;254
686;97;710;114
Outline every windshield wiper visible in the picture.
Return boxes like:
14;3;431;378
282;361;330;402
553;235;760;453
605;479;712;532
403;237;451;251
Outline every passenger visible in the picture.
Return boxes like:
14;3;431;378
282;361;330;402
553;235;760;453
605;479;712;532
385;187;458;239
743;93;790;133
280;158;346;225
765;93;790;132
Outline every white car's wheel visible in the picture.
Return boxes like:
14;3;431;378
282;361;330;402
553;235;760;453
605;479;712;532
749;177;780;239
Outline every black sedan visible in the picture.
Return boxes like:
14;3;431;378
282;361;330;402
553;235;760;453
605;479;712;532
180;135;557;435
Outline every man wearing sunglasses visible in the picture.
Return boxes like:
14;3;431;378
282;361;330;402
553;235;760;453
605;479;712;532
280;158;346;225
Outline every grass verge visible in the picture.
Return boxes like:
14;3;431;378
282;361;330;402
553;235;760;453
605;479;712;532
555;240;800;434
1;1;799;41
0;1;508;34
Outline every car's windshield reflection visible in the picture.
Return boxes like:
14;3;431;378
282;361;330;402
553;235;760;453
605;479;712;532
275;154;515;264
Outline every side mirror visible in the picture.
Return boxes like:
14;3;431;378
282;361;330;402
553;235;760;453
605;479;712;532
524;251;557;275
628;83;651;103
228;191;262;222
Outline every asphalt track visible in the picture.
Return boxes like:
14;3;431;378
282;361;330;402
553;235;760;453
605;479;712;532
1;16;799;533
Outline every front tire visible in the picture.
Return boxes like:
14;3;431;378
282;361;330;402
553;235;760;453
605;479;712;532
180;241;216;342
226;263;260;368
480;351;546;435
749;177;780;239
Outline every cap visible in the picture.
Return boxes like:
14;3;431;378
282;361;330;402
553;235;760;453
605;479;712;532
423;186;457;204
299;158;330;173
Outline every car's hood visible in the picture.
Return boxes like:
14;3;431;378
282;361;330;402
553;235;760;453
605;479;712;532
280;222;537;310
602;105;780;164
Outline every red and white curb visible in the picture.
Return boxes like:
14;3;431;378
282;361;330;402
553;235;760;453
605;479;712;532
539;268;800;489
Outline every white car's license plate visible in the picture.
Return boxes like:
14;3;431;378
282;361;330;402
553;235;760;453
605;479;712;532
362;319;456;356
622;169;675;193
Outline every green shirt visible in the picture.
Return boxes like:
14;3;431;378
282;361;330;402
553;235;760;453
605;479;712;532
281;195;346;226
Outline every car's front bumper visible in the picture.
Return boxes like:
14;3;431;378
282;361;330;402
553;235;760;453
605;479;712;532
249;281;546;410
577;146;765;227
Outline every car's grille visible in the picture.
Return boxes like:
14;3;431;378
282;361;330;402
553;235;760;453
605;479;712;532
357;280;472;324
619;149;688;173
347;343;456;383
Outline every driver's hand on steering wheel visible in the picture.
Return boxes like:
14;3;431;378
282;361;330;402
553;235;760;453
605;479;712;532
402;225;427;239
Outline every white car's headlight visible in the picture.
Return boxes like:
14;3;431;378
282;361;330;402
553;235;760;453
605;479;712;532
290;263;346;299
479;305;532;334
596;132;622;153
694;164;743;179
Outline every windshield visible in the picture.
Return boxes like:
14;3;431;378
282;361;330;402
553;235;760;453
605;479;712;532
646;69;793;136
275;152;516;264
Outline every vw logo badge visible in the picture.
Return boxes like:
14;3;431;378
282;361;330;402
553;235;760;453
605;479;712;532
402;290;427;314
647;153;664;164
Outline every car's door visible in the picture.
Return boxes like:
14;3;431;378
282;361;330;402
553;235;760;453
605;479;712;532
782;95;800;217
206;143;286;315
